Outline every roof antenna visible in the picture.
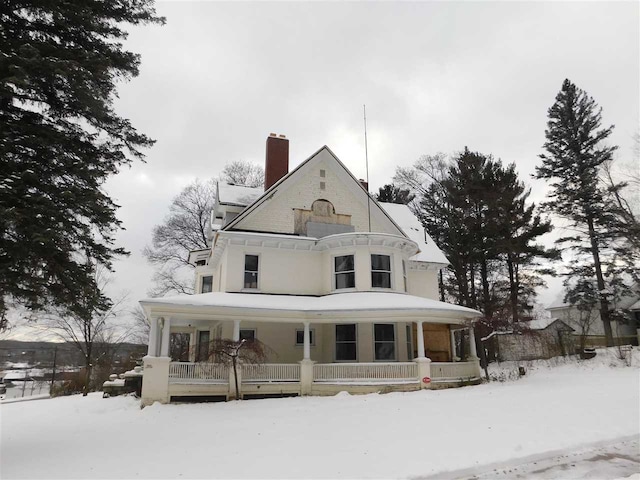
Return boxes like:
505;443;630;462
364;104;371;232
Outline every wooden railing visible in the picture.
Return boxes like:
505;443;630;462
313;362;418;383
430;361;479;381
169;362;228;384
241;364;300;383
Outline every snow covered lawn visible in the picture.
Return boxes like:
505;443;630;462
1;351;638;479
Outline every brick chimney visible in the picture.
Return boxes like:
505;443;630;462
359;179;369;191
265;133;289;190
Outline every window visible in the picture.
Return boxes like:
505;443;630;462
244;255;259;289
335;324;357;361
334;255;355;289
374;324;395;361
406;325;413;360
239;329;256;342
169;333;191;362
371;254;391;288
197;330;210;362
201;275;213;293
402;260;407;292
296;329;315;346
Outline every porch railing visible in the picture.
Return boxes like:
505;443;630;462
241;364;301;383
430;361;479;381
169;362;229;384
313;362;419;383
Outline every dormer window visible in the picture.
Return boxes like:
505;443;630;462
244;255;259;289
371;254;391;288
334;255;355;289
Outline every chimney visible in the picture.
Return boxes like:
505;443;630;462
265;133;289;190
359;179;369;191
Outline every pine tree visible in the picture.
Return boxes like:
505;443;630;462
375;184;415;204
535;79;622;346
0;2;164;329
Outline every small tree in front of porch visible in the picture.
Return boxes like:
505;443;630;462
207;338;270;400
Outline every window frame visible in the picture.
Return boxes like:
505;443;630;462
402;260;408;292
201;275;213;294
333;254;356;291
239;328;256;342
295;329;316;346
371;254;392;289
243;254;260;290
335;324;358;362
373;323;396;361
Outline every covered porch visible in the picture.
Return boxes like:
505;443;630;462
140;292;483;404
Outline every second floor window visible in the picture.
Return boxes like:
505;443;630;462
201;275;213;293
371;254;391;288
244;255;259;289
334;255;355;289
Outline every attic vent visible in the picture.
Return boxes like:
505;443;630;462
320;181;326;190
320;169;326;178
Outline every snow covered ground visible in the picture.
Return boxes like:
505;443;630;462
1;348;638;479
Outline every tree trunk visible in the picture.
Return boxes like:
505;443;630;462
83;360;91;396
480;258;492;319
586;216;614;346
232;356;240;400
438;269;445;302
507;254;519;323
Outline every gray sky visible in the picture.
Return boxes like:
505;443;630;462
17;1;640;339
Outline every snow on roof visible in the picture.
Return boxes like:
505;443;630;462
547;292;568;310
140;291;481;319
378;202;449;265
217;183;262;206
527;317;559;330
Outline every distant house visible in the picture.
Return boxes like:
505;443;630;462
547;284;640;348
484;318;576;362
139;134;483;405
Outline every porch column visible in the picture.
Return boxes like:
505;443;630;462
303;321;311;360
450;328;457;361
299;321;314;396
414;320;431;389
416;321;426;358
148;316;159;357
160;317;172;357
232;320;241;342
468;325;478;358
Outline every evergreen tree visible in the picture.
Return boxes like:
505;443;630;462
375;184;415;204
0;1;164;329
535;79;623;346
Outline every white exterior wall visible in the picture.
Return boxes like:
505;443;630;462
233;154;397;235
216;241;417;296
215;320;413;363
407;269;439;300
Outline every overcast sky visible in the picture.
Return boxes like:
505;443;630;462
13;1;640;339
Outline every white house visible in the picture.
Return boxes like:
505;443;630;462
140;134;483;405
547;283;640;348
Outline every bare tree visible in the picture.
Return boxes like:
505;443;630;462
144;161;265;297
143;179;216;296
206;338;270;400
41;267;130;395
222;160;264;188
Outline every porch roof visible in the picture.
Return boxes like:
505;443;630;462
140;291;481;324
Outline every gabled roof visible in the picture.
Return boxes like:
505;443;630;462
527;317;575;331
222;145;406;237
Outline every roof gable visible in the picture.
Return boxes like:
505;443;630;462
223;146;405;237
